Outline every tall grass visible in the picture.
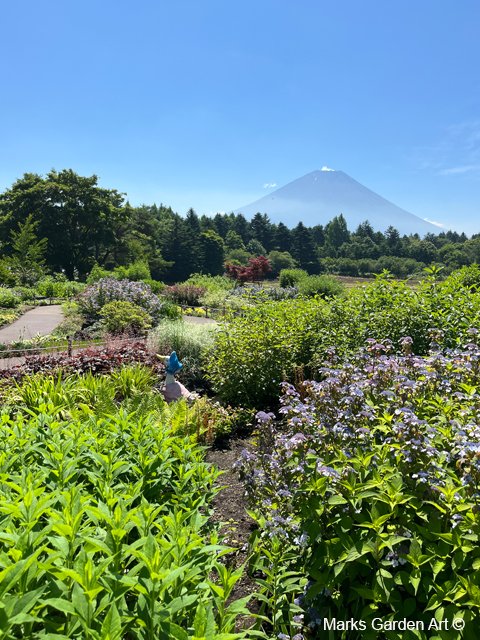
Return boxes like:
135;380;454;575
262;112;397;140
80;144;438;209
148;319;218;387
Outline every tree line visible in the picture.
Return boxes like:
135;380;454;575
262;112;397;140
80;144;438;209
0;169;478;284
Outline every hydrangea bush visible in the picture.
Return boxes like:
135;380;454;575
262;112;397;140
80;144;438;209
239;336;480;637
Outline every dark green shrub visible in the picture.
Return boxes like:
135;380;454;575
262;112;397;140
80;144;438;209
336;257;359;276
375;255;425;278
279;268;308;287
267;250;297;276
298;274;345;298
318;257;338;273
357;258;376;276
206;299;325;407
0;260;16;286
225;248;252;265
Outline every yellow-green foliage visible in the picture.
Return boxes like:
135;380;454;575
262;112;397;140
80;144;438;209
100;300;153;335
0;287;21;308
0;308;20;328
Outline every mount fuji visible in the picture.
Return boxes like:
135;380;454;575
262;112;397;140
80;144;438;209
235;169;440;236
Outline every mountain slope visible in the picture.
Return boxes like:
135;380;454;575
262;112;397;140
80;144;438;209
235;170;439;235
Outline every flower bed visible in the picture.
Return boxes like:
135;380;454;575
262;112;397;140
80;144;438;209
77;278;164;323
239;337;480;637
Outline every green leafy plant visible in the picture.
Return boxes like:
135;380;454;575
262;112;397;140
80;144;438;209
100;300;153;335
209;272;480;408
0;375;251;638
0;286;21;308
297;274;345;298
206;299;324;408
279;268;308;288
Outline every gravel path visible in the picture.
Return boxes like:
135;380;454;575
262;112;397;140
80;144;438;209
0;305;64;343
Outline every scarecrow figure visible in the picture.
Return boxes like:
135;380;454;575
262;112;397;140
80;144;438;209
158;351;192;403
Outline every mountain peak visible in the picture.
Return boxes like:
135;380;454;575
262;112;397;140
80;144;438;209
235;170;440;235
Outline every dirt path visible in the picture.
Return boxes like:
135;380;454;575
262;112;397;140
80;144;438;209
206;438;258;628
0;305;64;343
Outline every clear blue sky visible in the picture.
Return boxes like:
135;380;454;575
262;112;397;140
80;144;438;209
1;0;480;234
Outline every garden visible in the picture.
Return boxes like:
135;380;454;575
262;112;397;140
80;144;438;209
1;265;480;638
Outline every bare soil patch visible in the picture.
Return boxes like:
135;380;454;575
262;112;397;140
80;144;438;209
206;437;260;629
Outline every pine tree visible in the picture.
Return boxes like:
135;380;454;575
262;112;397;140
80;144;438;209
162;216;195;282
385;226;401;256
199;231;225;275
232;213;250;244
324;214;350;255
291;222;319;273
274;222;292;252
225;230;245;250
250;212;273;251
10;214;48;285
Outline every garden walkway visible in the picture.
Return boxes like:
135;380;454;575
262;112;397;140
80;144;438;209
183;315;217;325
0;305;64;343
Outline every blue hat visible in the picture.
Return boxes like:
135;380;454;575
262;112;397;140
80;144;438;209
166;351;183;375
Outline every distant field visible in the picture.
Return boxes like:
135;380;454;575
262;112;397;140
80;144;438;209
256;274;420;290
334;274;374;288
334;274;421;288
